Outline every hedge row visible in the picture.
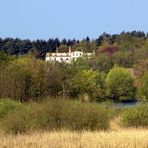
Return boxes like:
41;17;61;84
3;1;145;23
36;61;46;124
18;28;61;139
0;100;110;134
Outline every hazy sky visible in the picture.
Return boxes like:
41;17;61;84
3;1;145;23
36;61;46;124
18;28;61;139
0;0;148;40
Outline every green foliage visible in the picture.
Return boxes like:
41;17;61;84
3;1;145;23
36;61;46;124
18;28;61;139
91;53;114;72
58;44;68;53
0;100;110;134
1;31;148;102
0;52;16;97
114;51;135;68
2;58;33;100
105;66;136;101
71;56;91;72
134;48;148;63
138;72;148;101
45;62;74;98
68;103;109;130
134;59;148;79
0;99;22;118
0;52;10;68
73;70;104;101
121;104;148;127
1;56;47;101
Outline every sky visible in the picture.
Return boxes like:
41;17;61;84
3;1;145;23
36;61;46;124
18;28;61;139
0;0;148;40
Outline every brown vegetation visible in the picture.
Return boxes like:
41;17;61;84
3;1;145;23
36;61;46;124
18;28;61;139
0;129;148;148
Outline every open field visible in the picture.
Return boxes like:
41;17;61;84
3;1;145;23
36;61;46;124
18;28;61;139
0;100;148;148
0;129;148;148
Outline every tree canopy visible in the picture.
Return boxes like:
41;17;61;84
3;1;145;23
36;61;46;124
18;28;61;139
105;67;136;101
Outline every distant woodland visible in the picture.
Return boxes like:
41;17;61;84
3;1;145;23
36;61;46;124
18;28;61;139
0;31;148;102
0;31;148;59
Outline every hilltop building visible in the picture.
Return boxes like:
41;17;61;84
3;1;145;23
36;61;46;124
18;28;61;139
45;47;94;63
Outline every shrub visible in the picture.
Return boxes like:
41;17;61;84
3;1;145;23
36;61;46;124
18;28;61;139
1;110;27;134
121;104;148;127
0;100;110;134
138;72;148;101
68;103;109;130
38;100;72;130
0;99;22;118
0;102;44;134
31;100;110;131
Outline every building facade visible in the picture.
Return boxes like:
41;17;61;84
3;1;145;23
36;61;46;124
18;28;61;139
45;48;94;63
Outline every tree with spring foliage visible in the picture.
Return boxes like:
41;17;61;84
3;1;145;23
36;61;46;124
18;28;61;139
73;70;106;102
105;66;136;101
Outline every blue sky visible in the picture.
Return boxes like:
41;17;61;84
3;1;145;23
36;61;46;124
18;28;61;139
0;0;148;40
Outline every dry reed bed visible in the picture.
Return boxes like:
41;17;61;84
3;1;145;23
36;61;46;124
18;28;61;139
0;129;148;148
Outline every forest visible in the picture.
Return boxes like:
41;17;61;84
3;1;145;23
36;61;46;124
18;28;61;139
0;31;148;102
0;31;148;59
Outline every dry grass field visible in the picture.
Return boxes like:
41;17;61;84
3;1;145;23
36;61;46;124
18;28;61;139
0;129;148;148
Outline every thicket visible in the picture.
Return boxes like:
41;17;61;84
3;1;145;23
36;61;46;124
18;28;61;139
0;99;148;134
138;72;148;101
121;104;148;127
0;99;110;134
0;99;22;118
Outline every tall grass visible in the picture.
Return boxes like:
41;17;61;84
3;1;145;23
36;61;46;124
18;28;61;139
0;130;148;148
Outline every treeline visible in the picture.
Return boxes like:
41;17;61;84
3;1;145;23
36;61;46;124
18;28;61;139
0;31;148;59
0;30;148;102
0;50;148;102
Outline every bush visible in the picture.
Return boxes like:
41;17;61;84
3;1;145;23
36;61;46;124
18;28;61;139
0;100;110;134
1;110;27;134
28;100;110;131
68;103;109;130
0;102;44;134
0;99;22;118
121;104;148;127
138;72;148;101
105;66;136;101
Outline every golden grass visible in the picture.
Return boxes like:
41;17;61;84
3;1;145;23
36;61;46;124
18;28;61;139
0;129;148;148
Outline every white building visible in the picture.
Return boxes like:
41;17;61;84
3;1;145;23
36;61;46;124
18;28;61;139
45;47;94;63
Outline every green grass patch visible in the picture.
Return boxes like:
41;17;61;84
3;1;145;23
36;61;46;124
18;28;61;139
0;99;22;118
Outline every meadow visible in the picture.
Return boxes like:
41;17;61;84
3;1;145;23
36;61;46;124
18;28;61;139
0;129;148;148
0;99;148;148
